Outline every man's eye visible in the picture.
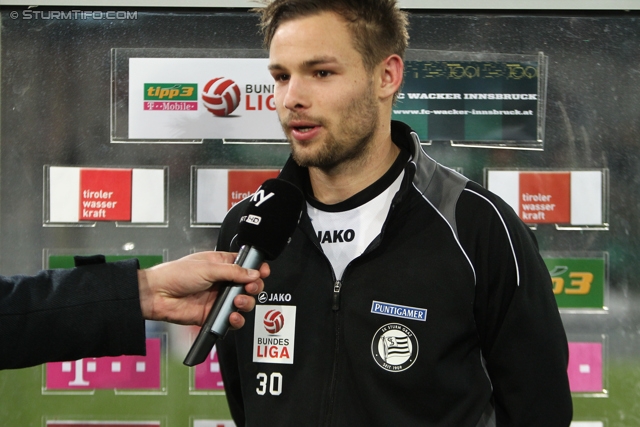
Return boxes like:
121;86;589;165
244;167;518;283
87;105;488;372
316;70;332;78
273;74;290;82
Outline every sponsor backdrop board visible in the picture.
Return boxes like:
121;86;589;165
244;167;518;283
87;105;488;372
394;54;544;148
45;338;164;393
543;255;608;311
44;254;168;395
567;339;607;396
3;7;640;427
46;166;167;226
190;344;225;393
47;254;164;270
485;169;607;229
192;168;280;225
127;57;285;141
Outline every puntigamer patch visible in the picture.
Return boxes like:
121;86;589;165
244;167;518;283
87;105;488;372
371;301;427;322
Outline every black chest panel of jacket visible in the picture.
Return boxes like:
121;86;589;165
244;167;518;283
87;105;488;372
215;121;572;427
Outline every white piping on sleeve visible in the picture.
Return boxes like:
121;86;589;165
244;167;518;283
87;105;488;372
464;188;521;287
414;182;477;285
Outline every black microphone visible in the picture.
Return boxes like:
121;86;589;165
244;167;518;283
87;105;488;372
183;178;304;366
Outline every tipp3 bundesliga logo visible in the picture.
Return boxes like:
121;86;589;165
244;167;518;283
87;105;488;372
144;83;198;111
202;77;241;116
143;78;276;117
202;77;276;117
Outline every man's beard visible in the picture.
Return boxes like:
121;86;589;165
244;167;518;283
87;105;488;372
284;84;379;172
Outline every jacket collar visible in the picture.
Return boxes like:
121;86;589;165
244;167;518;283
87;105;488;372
277;120;469;239
276;120;444;199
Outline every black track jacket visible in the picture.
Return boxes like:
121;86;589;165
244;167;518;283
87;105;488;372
217;121;572;427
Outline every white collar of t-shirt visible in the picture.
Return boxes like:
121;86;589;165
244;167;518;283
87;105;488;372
307;171;404;280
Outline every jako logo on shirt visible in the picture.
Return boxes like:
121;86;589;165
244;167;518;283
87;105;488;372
202;77;241;116
317;229;356;244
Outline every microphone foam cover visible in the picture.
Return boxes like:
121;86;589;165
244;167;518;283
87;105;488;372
237;179;304;260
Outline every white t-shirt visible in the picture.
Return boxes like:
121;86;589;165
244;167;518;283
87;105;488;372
307;172;404;280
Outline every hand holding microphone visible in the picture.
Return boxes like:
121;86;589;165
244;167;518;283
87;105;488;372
183;178;304;366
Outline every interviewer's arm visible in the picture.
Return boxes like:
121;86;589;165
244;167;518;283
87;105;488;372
0;252;267;370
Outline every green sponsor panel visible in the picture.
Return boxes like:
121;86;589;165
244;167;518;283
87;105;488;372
49;254;164;270
463;101;503;141
393;61;429;137
394;60;538;142
544;257;605;309
391;106;429;138
144;83;198;100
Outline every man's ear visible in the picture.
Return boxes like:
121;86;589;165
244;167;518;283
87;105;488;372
377;54;404;101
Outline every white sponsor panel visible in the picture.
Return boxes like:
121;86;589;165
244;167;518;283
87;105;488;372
195;168;229;224
571;171;602;225
487;169;604;226
486;170;520;209
131;168;165;223
193;168;280;225
49;166;81;223
48;166;165;223
128;58;285;140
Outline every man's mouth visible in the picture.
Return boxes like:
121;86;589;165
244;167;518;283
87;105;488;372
293;126;315;133
286;120;322;141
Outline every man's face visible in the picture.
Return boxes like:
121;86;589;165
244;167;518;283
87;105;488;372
268;11;381;171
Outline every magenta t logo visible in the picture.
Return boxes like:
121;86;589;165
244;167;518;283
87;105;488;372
45;338;161;391
194;344;224;391
567;341;603;393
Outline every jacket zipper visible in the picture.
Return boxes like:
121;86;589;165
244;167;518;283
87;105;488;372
319;203;401;426
305;224;341;427
332;280;342;311
306;195;403;426
325;278;342;427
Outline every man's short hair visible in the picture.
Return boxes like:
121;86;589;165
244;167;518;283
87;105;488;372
255;0;409;72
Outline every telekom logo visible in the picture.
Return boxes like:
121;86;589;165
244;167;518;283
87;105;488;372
45;338;161;391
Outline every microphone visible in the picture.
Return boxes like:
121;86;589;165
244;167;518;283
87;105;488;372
183;178;304;366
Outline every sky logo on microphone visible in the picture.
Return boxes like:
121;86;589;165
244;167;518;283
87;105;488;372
250;188;275;206
246;214;261;225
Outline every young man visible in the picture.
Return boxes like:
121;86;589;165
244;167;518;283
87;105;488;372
0;251;268;369
216;1;572;425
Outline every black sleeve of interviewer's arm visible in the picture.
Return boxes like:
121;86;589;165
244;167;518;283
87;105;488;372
0;258;147;370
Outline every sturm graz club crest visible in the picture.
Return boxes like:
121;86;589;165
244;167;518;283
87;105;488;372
371;323;419;372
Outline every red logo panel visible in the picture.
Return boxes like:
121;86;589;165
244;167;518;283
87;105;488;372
79;168;132;221
518;172;570;224
227;170;280;209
